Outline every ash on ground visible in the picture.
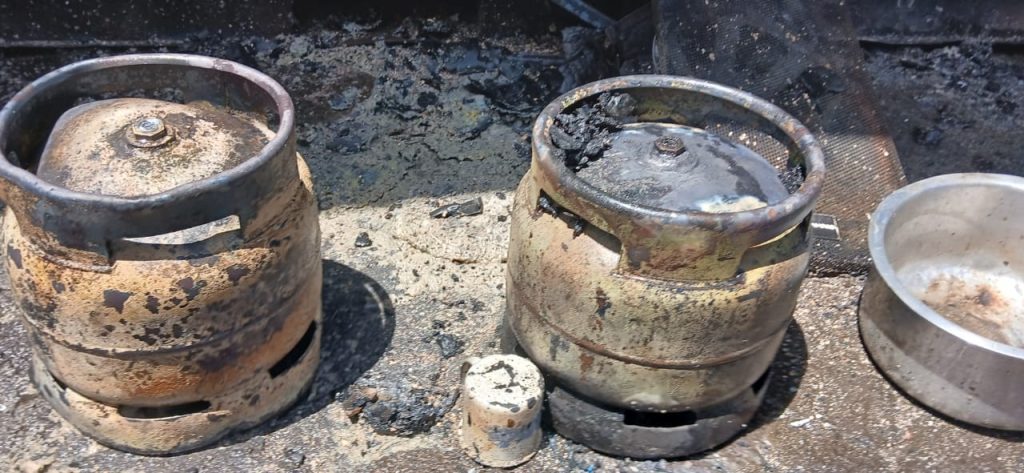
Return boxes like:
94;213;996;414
865;42;1024;181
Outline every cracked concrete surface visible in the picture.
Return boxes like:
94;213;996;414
2;18;1024;473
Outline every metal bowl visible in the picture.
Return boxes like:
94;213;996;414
860;173;1024;430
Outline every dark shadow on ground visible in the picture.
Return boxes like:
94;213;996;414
217;259;396;446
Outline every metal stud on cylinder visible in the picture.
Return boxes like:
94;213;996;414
503;75;826;458
0;54;322;454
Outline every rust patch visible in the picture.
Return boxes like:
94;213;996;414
226;264;251;285
594;288;611;317
144;295;160;314
128;372;192;398
7;244;22;269
102;289;132;314
132;327;162;346
166;296;184;309
922;277;1015;346
579;353;594;376
176;277;207;301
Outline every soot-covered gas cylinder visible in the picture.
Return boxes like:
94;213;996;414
0;55;321;454
503;76;825;458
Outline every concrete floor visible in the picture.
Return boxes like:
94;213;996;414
1;18;1024;473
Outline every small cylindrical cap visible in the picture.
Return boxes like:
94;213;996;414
460;354;544;468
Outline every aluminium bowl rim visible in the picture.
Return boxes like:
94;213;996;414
531;74;826;232
868;172;1024;360
0;53;295;210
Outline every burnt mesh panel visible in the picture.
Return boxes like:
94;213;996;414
848;0;1024;46
652;0;906;275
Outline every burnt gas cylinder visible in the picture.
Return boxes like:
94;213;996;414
0;55;321;454
503;75;825;458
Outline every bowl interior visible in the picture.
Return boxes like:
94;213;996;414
881;178;1024;347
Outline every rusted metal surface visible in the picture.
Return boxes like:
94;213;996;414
0;54;322;454
36;98;270;197
0;55;297;254
529;75;825;282
505;75;823;457
547;370;769;459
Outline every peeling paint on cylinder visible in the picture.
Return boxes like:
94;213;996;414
0;54;322;455
504;75;826;457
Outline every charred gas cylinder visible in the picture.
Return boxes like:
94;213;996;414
0;55;321;454
503;75;825;458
